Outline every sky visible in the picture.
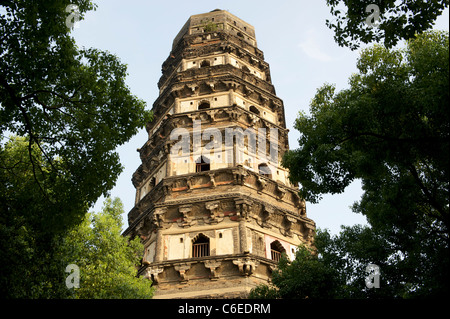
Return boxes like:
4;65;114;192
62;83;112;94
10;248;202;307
71;0;449;235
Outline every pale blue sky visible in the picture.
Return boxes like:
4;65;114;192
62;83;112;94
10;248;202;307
71;0;449;234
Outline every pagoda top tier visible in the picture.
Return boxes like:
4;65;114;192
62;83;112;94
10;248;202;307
172;9;257;51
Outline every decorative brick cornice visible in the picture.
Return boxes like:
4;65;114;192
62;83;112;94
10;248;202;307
137;253;275;283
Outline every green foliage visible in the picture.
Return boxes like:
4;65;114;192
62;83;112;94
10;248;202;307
61;198;154;299
248;284;280;299
0;1;152;298
250;242;340;299
283;30;448;222
1;1;152;209
203;21;218;32
0;136;78;298
252;31;449;300
283;31;449;298
315;226;406;298
250;226;448;299
325;0;449;49
272;245;340;299
0;138;153;298
318;225;450;298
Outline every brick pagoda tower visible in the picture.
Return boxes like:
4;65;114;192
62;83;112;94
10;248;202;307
123;9;315;298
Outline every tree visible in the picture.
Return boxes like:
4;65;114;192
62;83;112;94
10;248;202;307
250;225;446;299
1;0;151;298
249;243;340;299
283;30;449;230
1;0;151;210
0;136;76;297
315;226;412;298
283;31;449;297
61;197;154;299
325;0;449;50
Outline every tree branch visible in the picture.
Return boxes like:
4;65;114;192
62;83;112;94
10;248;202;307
0;73;52;201
408;164;449;228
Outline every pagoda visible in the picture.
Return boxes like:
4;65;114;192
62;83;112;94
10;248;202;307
123;9;316;299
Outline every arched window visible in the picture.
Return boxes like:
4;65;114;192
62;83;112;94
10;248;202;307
200;60;210;68
270;240;285;262
196;156;210;172
198;101;211;110
192;233;210;258
249;105;260;115
258;163;272;178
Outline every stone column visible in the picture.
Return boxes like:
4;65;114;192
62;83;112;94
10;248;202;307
153;207;166;262
155;230;164;262
235;198;252;254
239;220;248;254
